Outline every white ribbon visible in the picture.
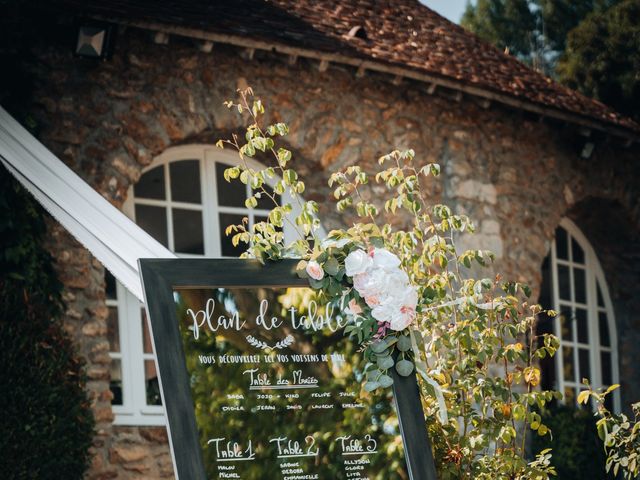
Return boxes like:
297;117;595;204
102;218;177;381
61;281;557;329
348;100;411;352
409;329;448;425
424;295;504;313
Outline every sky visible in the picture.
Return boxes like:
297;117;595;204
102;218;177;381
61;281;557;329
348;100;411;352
420;0;470;24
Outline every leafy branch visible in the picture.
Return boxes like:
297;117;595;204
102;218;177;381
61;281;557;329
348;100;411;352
218;89;563;479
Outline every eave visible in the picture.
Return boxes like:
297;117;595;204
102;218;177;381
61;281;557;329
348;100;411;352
92;16;640;145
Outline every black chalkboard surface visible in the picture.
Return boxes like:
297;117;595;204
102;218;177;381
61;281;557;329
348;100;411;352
139;259;437;480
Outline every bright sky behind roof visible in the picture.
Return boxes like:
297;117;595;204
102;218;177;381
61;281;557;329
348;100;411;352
420;0;470;24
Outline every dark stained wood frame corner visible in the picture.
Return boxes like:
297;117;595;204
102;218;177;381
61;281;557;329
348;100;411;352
138;258;438;480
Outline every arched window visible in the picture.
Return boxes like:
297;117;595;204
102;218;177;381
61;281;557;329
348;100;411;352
539;219;620;412
106;145;298;425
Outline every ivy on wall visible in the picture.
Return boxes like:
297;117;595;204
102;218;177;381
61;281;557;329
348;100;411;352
0;167;94;479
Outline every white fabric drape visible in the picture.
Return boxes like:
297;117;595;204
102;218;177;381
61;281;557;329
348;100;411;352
0;106;176;301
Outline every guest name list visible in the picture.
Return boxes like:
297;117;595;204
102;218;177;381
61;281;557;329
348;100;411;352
175;288;408;480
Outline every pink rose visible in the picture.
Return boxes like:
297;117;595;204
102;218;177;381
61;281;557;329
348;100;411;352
345;298;363;316
306;260;324;281
365;295;381;307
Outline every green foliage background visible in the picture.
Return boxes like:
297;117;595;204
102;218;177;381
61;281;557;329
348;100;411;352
531;404;611;479
0;168;94;479
557;0;640;123
461;0;639;121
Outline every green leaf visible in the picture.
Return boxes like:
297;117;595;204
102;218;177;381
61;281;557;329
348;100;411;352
277;148;292;167
395;359;414;376
364;381;380;392
370;340;388;354
323;257;339;276
378;375;393;388
283;169;298;185
377;355;394;370
397;335;412;352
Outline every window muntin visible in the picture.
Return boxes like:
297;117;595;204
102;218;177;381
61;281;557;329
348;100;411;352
109;146;295;425
545;219;620;412
133;159;204;255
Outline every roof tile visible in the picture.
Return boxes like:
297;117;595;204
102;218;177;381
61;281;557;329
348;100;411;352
55;0;639;134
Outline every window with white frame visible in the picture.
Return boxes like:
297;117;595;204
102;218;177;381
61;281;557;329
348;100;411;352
538;219;620;412
106;145;297;425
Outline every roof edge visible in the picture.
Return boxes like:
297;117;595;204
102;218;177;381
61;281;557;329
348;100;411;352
97;16;640;142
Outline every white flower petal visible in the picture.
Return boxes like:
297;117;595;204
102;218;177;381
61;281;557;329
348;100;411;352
345;249;373;276
372;248;401;269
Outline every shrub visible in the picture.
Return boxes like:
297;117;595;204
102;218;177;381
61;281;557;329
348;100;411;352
0;168;94;479
531;404;610;479
578;384;640;479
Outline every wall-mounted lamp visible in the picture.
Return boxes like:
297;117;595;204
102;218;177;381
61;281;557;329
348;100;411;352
75;23;113;59
581;141;595;159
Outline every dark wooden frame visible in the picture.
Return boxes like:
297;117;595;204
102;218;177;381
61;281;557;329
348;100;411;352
139;258;437;480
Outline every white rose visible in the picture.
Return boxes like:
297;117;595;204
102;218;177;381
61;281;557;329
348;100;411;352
371;302;396;324
384;268;409;289
371;248;401;270
389;287;418;331
352;272;370;295
344;249;373;276
354;268;408;303
370;285;418;331
353;269;385;298
305;260;324;281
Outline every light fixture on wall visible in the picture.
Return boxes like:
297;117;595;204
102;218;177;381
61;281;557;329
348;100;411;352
75;22;113;59
581;141;595;159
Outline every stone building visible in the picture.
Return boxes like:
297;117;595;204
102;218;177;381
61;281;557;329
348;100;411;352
2;0;639;478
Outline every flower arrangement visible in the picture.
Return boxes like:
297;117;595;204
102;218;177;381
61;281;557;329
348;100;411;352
298;244;423;393
217;87;571;478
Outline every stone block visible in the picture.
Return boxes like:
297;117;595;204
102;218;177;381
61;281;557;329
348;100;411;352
87;366;110;381
140;427;169;443
110;445;149;464
94;406;114;423
453;179;497;205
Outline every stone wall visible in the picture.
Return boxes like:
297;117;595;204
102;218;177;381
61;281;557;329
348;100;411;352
43;223;119;479
109;427;174;478
43;222;175;479
21;23;640;478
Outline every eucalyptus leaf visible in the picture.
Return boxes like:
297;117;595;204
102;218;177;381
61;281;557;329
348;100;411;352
370;340;388;354
378;374;393;388
377;355;394;370
395;359;414;376
364;381;380;392
397;335;412;352
324;257;340;276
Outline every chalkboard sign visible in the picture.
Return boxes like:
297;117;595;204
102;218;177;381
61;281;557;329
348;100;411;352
139;259;437;480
